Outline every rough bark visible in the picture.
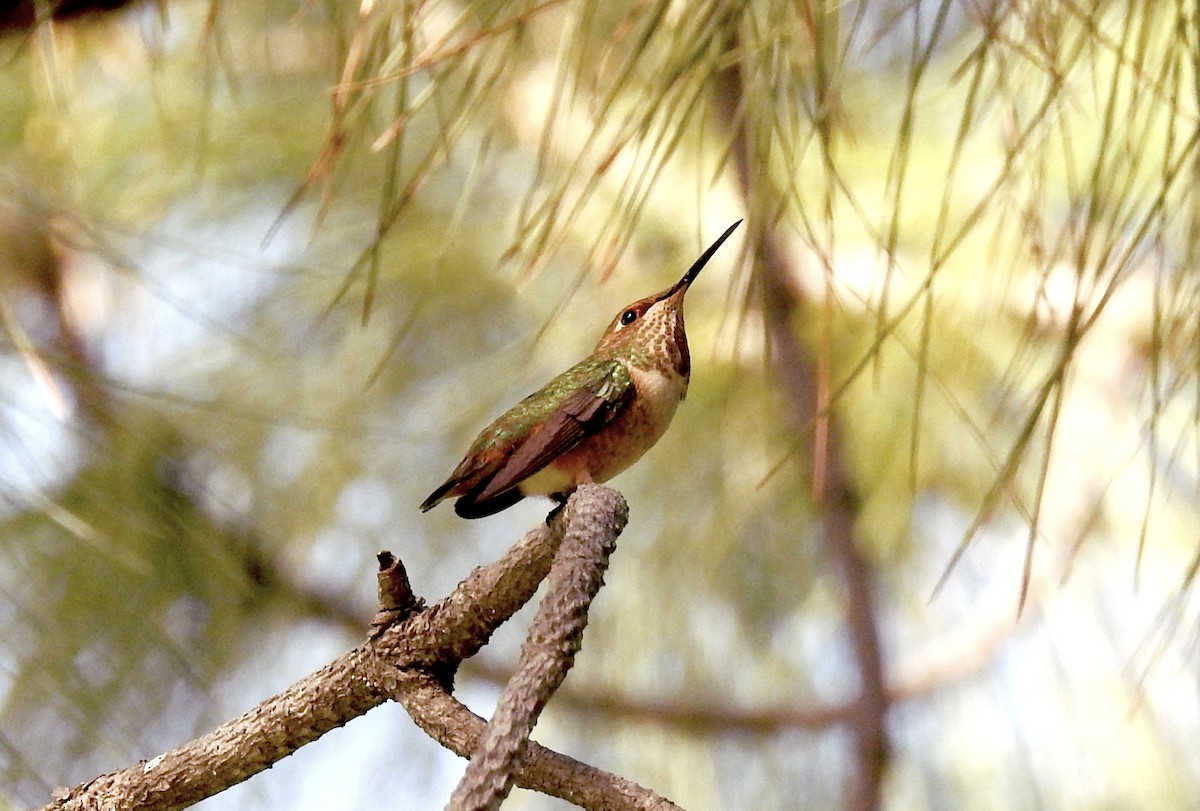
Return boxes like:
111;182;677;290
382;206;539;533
40;485;678;811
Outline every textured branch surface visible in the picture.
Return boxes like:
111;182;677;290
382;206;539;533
397;670;683;811
39;486;669;811
446;484;627;811
45;652;387;811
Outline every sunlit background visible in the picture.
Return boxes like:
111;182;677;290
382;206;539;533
2;2;1199;809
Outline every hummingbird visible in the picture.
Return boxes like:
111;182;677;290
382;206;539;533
420;220;741;519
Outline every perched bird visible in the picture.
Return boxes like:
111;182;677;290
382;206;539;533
420;220;741;518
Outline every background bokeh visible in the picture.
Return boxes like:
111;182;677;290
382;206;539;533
2;2;1199;809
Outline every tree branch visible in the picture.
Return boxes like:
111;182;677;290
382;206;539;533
395;670;682;811
714;33;891;811
40;485;672;811
446;484;626;811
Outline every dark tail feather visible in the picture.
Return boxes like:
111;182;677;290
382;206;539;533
452;487;524;519
420;480;457;512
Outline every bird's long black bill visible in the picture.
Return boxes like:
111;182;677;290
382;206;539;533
662;219;743;299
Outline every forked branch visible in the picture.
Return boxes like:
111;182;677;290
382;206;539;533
41;485;676;811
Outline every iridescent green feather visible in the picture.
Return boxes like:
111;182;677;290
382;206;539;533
469;358;632;453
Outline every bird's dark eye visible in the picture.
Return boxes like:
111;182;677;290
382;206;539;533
620;309;638;325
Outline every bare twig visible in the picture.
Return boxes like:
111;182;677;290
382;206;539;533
370;551;424;637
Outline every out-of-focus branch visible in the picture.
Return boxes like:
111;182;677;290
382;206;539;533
0;200;115;430
471;587;1016;733
714;33;890;811
271;523;1025;740
0;0;143;34
255;502;1021;740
